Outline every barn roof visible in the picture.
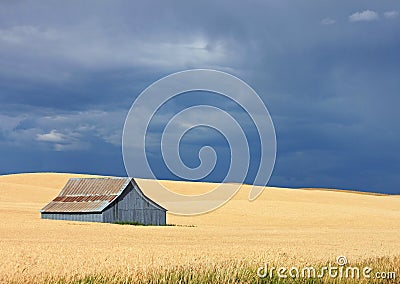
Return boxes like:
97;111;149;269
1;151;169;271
40;177;165;213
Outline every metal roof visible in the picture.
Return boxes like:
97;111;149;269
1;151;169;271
40;177;132;213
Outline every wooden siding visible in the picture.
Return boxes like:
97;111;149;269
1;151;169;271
102;183;166;225
41;212;103;222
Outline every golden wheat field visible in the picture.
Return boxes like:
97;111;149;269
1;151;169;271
0;173;399;283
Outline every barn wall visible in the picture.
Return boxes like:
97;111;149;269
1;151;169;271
102;183;166;225
41;212;103;222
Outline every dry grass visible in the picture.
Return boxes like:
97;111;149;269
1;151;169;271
7;257;400;283
0;173;399;283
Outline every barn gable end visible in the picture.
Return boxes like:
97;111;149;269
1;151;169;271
102;180;166;225
40;177;166;225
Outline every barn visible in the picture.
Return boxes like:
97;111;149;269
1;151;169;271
40;177;166;225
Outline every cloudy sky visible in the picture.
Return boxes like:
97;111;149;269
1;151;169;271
1;1;399;193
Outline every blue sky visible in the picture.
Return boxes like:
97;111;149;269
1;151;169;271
0;1;399;193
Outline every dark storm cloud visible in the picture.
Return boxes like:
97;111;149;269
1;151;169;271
0;0;399;193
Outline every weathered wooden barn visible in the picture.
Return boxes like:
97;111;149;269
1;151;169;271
40;177;166;225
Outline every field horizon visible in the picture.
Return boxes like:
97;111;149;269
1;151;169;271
1;172;399;283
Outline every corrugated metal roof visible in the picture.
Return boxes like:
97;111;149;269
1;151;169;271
53;195;117;202
41;200;110;213
41;178;132;213
59;178;129;196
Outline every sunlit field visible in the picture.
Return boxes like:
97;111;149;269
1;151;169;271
1;173;399;283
